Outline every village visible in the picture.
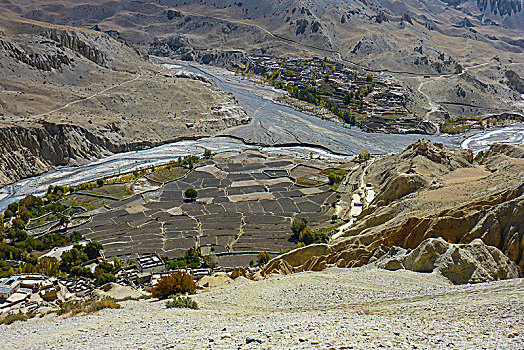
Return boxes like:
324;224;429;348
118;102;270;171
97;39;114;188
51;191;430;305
0;250;263;322
232;56;438;135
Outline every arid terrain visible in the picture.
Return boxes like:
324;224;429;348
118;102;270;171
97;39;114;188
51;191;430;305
0;11;248;187
2;0;522;122
1;268;523;349
0;1;523;349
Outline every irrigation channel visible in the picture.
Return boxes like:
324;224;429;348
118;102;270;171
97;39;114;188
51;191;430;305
1;60;523;211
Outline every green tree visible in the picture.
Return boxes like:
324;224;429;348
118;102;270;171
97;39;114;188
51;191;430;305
291;218;307;239
96;273;116;285
256;251;271;265
96;179;105;187
71;266;93;278
84;241;103;260
59;215;70;229
184;188;198;201
60;248;87;272
298;228;316;245
36;257;59;276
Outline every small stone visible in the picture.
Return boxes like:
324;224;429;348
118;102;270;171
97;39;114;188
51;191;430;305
507;332;519;338
299;337;307;342
246;336;262;344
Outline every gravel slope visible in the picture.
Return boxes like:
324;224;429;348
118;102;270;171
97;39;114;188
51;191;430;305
1;267;523;349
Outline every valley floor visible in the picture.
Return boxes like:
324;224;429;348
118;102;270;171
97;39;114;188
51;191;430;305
1;268;523;349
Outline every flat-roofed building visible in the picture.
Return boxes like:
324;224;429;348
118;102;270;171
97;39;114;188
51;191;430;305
136;253;165;274
0;276;21;299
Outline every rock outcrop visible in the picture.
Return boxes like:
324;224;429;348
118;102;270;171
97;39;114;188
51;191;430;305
264;141;524;280
43;29;107;67
372;237;520;284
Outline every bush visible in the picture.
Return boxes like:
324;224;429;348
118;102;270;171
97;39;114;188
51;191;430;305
184;188;198;201
359;149;370;161
96;179;105;187
257;251;271;265
291;218;307;239
96;272;116;285
151;271;196;299
58;298;120;316
84;241;103;260
165;296;198;309
1;313;29;325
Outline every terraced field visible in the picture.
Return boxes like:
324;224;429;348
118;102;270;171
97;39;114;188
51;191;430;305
70;151;342;262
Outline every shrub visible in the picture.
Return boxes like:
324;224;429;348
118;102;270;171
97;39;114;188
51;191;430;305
96;272;116;285
184;188;198;201
257;251;271;265
96;179;105;187
359;149;370;161
58;298;120;316
165;296;198;309
291;218;307;239
1;313;29;325
151;271;196;299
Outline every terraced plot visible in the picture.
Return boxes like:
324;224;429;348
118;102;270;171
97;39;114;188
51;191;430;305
71;151;342;260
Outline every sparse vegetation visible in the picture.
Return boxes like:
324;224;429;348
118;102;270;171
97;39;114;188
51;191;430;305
0;312;32;325
151;271;197;299
165;296;199;309
257;251;271;265
57;298;120;316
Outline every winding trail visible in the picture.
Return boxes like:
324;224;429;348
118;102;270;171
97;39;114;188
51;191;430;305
30;73;142;119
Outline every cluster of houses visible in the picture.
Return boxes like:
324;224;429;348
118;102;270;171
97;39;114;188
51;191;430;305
0;274;91;318
0;253;219;321
235;56;428;133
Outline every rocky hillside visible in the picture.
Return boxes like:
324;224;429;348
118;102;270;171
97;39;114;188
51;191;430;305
3;0;522;122
1;268;523;349
265;140;524;283
0;12;248;187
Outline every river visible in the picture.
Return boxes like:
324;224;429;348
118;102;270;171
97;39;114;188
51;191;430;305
0;61;522;211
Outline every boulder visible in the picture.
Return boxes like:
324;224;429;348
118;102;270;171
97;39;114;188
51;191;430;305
373;173;428;206
229;267;248;279
374;238;520;284
264;260;295;276
92;283;148;300
196;273;232;288
402;237;449;272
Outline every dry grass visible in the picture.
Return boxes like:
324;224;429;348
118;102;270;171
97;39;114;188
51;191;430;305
57;298;121;316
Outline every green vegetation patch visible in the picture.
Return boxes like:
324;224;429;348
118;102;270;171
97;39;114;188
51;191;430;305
166;296;198;309
83;184;134;199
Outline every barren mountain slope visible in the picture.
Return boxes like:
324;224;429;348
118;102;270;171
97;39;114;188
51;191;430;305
3;0;522;122
0;11;248;187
